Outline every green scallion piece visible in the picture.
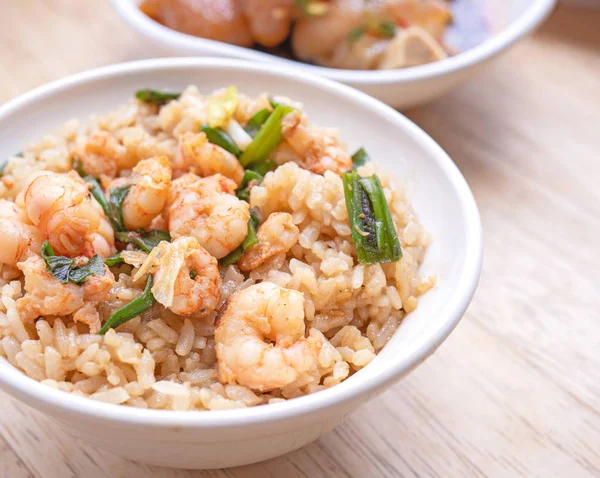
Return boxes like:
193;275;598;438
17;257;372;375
72;155;86;177
0;159;7;177
68;255;105;285
219;247;244;268
98;275;156;335
104;253;124;267
342;171;402;264
294;0;328;17
200;125;241;157
41;241;73;284
377;22;396;38
244;109;271;137
351;148;370;170
295;0;309;14
236;170;264;201
242;218;259;250
250;160;277;176
115;229;171;253
239;105;292;167
41;241;105;284
349;25;366;42
108;186;132;232
135;89;181;106
83;175;111;217
219;216;259;267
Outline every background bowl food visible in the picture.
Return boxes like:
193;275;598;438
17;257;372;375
0;58;482;469
110;0;556;109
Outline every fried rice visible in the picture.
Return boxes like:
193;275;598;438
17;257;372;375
0;86;433;410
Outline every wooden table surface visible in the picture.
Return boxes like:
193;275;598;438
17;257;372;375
1;2;599;477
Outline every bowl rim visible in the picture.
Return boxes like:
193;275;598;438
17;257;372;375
0;57;482;429
110;0;556;84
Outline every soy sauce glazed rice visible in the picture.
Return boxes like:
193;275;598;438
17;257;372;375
0;86;434;410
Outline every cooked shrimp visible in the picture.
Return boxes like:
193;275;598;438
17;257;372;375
241;0;294;47
215;282;321;391
239;213;299;271
233;94;274;125
326;35;392;70
141;0;253;47
108;156;171;230
81;265;116;303
19;171;115;258
385;0;451;40
281;110;352;175
377;26;447;69
177;132;244;186
15;255;114;332
169;174;249;259
134;236;221;315
0;200;44;266
160;172;203;226
74;131;126;179
291;0;364;65
292;0;450;69
167;172;202;209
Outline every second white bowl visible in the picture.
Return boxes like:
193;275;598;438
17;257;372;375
111;0;556;108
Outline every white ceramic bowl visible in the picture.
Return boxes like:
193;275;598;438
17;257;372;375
0;58;482;469
110;0;556;108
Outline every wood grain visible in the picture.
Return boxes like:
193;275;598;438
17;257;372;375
1;1;599;476
0;433;33;478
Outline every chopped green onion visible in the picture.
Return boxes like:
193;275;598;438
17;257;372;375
249;207;262;225
104;253;124;266
225;118;253;150
200;125;241;157
351;148;370;170
115;229;171;253
295;0;328;17
98;275;156;335
15;152;23;158
350;20;396;42
219;247;244;267
342;171;402;264
81;170;130;233
240;105;292;167
207;86;238;128
349;25;366;42
108;186;131;232
219;216;259;267
41;241;73;284
41;241;105;284
242;218;259;250
135;89;181;106
244;109;271;137
189;270;198;280
68;255;105;285
268;98;296;111
83;175;111;217
377;22;396;38
295;0;309;13
250;160;277;176
236;170;264;201
72;155;86;177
